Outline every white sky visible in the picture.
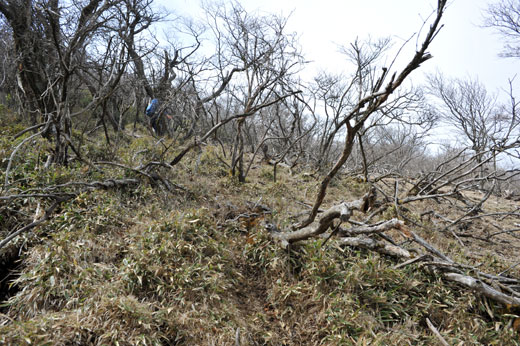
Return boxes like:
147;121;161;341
162;0;519;96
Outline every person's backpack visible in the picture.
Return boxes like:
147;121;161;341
146;99;159;117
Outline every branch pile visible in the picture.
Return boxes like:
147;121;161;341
273;191;520;309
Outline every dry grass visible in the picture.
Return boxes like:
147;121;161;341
1;131;520;345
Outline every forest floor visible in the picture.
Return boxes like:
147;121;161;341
1;123;520;345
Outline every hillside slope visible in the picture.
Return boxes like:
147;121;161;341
1;128;520;345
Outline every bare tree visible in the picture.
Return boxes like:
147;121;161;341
0;0;162;164
427;74;499;165
309;38;393;169
484;0;520;58
427;74;520;192
293;1;448;230
242;92;316;181
197;1;303;182
351;123;431;179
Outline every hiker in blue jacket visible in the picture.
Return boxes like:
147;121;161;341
146;99;160;134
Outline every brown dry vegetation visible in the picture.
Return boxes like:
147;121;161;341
1;123;520;345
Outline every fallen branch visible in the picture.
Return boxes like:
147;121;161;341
40;179;140;191
337;236;411;258
317;205;520;309
273;189;375;248
339;218;404;236
426;317;450;346
76;178;140;190
95;161;187;193
95;161;154;180
4;124;50;187
443;272;520;307
274;202;351;248
0;193;75;201
0;178;141;251
0;197;69;251
393;254;429;269
408;230;453;263
392;250;520;307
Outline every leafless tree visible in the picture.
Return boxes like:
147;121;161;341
309;38;392;169
242;92;316;181
0;0;163;164
427;74;499;164
484;0;520;58
194;1;303;182
427;74;520;191
350;123;431;180
291;0;448;229
308;38;437;176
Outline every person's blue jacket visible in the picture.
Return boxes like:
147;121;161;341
146;99;159;117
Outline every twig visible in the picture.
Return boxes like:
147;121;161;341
499;261;520;276
393;254;429;269
0;193;75;201
488;227;520;239
0;178;141;250
0;197;69;250
4;125;49;187
321;222;341;248
363;204;389;223
409;230;453;263
426;317;450;346
235;327;241;346
95;161;154;180
13;122;46;139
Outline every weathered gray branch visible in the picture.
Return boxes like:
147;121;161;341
339;218;404;236
426;318;450;346
0;197;67;250
274;188;375;248
337;236;411;258
443;272;520;306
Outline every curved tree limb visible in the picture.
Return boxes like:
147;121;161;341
274;188;376;248
296;0;448;229
0;197;67;251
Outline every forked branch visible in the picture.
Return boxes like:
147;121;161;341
296;0;448;229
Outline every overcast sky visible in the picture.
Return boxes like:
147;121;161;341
163;0;519;97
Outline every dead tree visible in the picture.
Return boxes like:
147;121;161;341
167;2;303;174
484;0;520;58
0;0;163;164
199;2;304;182
293;0;449;230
